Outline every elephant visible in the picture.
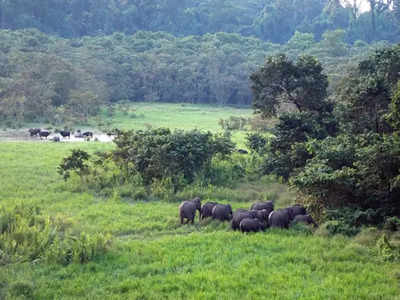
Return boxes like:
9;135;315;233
28;128;40;137
268;209;291;229
250;201;274;212
231;209;257;230
239;218;267;233
285;204;307;221
212;204;233;221
39;130;51;139
253;209;270;223
179;197;201;224
291;214;318;227
200;202;218;220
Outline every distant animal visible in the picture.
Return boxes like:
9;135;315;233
59;130;70;139
74;129;83;138
268;209;291;229
237;149;249;154
200;202;218;220
285;204;307;221
51;136;60;142
291;214;318;227
231;209;258;230
179;197;202;224
82;131;93;138
212;204;233;221
240;218;267;233
250;201;274;211
28;128;40;136
39;130;51;139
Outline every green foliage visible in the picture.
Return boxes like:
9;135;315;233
262;111;337;180
338;44;400;134
57;149;90;181
0;204;112;266
245;132;267;154
292;134;400;217
110;128;234;186
377;234;400;262
250;54;329;117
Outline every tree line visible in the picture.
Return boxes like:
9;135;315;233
0;28;381;125
0;0;399;44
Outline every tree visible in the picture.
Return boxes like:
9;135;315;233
367;0;393;38
250;54;329;118
337;44;400;134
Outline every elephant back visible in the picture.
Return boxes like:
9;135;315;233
250;201;274;211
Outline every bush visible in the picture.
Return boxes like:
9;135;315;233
377;234;400;262
245;132;267;154
0;204;112;266
111;128;234;187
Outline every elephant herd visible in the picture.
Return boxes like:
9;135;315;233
179;197;317;233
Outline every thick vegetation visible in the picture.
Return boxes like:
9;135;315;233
0;28;381;126
251;45;400;233
0;0;399;43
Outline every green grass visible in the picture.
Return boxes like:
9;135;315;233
1;142;400;299
94;102;253;132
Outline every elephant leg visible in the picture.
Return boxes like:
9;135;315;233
181;216;184;224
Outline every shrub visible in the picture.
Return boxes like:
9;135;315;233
245;132;267;154
111;128;234;186
377;234;400;262
0;204;112;266
58;149;90;181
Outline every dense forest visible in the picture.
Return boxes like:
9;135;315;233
0;0;399;43
1;0;399;125
0;28;386;125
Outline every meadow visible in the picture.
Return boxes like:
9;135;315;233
1;104;400;299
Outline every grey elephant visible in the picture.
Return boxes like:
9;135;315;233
291;214;318;227
179;197;201;224
231;209;257;230
240;218;267;233
231;209;268;230
200;202;218;220
253;209;269;223
211;204;233;221
250;201;274;212
268;209;290;229
285;204;307;221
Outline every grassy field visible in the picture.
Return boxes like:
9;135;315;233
1;143;400;299
1;104;400;299
93;102;253;132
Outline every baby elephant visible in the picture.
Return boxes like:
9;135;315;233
200;202;218;220
291;214;318;227
240;218;267;233
212;204;233;221
179;197;202;224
